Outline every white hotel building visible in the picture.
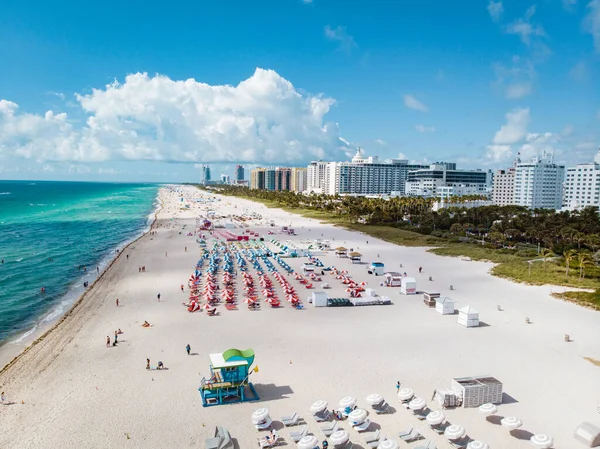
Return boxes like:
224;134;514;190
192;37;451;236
513;153;565;210
563;148;600;210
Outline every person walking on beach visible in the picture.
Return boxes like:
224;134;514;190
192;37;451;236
180;284;184;292
157;293;161;302
96;266;99;274
165;252;168;257
186;344;191;355
396;381;401;393
116;298;119;307
106;336;110;348
146;358;150;370
418;266;422;273
185;246;187;252
114;331;118;344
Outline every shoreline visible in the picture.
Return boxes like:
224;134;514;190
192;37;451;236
0;189;163;373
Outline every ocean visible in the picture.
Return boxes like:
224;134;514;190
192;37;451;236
0;181;159;346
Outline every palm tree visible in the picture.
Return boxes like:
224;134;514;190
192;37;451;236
577;252;593;280
540;248;553;272
563;249;577;279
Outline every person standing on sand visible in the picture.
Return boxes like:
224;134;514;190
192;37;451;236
396;381;401;392
146;358;150;370
186;344;191;355
116;298;119;307
114;331;118;344
157;293;161;302
418;266;422;273
165;252;168;257
0;391;5;403
106;336;110;348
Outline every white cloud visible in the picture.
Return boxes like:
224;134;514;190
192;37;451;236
519;132;561;160
324;25;357;53
493;108;531;145
506;6;546;45
493;57;535;99
575;141;597;151
0;69;350;165
488;1;504;22
584;0;600;52
569;61;588;82
97;168;119;175
562;125;575;136
397;152;408;160
403;94;429;112
485;144;512;162
415;124;435;133
374;139;387;145
67;164;91;174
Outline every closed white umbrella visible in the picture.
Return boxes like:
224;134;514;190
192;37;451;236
397;388;414;402
366;393;384;406
310;400;327;414
426;410;445;426
408;397;427;410
297;434;319;449
251;408;270;424
330;429;350;446
348;408;368;425
478;403;497;415
501;416;523;430
530;434;553;448
445;424;466;440
379;439;399;449
339;396;357;409
467;441;490;449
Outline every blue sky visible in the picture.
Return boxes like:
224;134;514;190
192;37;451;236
0;0;598;182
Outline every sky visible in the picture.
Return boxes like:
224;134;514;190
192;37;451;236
0;0;598;183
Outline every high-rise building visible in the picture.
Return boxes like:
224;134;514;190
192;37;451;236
514;153;565;210
250;168;266;189
235;165;245;182
307;149;427;195
492;156;520;206
563;147;600;210
275;168;292;191
201;165;211;184
250;167;299;191
220;174;230;184
406;162;493;198
291;167;308;192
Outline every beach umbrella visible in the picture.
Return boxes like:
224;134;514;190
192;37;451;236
530;434;553;448
251;408;270;425
501;416;523;430
478;403;497;415
467;441;490;449
201;304;212;310
360;281;367;285
426;410;445;426
378;440;398;449
445;424;466;440
297;435;319;449
339;396;357;409
310;399;327;414
397;388;414;402
330;429;349;446
408;397;427;410
366;393;384;406
348;408;368;425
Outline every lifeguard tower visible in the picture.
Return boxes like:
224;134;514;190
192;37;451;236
199;348;260;407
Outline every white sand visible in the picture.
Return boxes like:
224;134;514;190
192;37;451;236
0;185;599;449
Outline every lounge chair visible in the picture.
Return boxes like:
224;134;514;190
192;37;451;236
413;408;429;420
205;426;233;449
281;412;300;426
353;418;371;432
372;401;390;414
320;420;338;436
430;422;447;434
364;429;381;445
415;441;436;449
449;439;470;448
258;430;281;448
399;428;422;443
288;426;308;442
313;409;331;422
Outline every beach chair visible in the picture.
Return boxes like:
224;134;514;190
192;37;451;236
364;429;381;446
413;408;429;420
353;418;371;432
258;430;281;448
205;426;233;449
449;439;469;448
415;441;436;449
313;409;331;422
399;427;422;443
320;420;338;436
372;401;390;414
288;426;308;442
281;412;300;426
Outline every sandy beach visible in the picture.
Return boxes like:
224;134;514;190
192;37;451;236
1;185;599;449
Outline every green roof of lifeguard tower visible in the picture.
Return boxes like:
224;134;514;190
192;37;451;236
208;348;255;369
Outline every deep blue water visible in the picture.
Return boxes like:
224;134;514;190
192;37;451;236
0;181;158;344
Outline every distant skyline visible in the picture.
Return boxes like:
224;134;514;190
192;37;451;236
0;0;598;182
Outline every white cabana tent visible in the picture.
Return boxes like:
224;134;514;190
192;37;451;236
574;422;600;447
436;297;455;315
458;306;480;327
311;291;328;307
400;277;417;295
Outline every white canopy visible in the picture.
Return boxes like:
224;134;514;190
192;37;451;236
397;388;414;402
530;434;553;448
426;410;445;426
408;397;427;410
467;441;490;449
379;439;399;449
501;416;523;430
478;403;497;415
310;399;327;414
251;408;270;425
348;408;368;425
339;396;357;409
330;429;350;445
366;393;384;406
297;435;319;449
445;424;466;440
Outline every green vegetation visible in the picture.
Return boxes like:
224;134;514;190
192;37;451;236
194;184;600;308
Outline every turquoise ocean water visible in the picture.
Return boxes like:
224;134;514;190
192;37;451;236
0;181;158;345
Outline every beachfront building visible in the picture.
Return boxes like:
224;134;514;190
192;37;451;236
306;149;427;196
220;174;230;184
202;164;211;185
406;162;493;198
492;156;520;206
235;165;245;182
250;167;298;191
563;148;600;210
250;168;266;190
514;153;565;210
291;167;307;193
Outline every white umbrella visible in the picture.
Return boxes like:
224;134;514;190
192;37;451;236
379;439;399;449
467;441;490;449
478;403;498;415
297;434;319;449
339;396;357;409
501;416;523;430
310;400;327;414
530;434;553;448
348;408;368;425
366;393;384;406
251;408;270;424
397;388;414;402
426;410;445;426
330;429;349;446
408;397;427;410
445;424;466;440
